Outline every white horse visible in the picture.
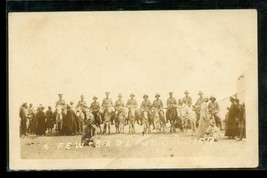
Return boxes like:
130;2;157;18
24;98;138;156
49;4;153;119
114;107;127;133
142;109;151;134
128;107;136;134
152;108;164;133
178;104;197;135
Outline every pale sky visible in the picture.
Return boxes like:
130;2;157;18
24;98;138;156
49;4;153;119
9;10;257;110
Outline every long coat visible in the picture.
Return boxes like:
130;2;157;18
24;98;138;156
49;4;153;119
63;108;78;135
19;106;27;136
225;102;240;138
46;110;54;129
198;102;211;138
36;110;46;135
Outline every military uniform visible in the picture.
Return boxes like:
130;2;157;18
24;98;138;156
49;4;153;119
90;101;100;112
141;100;152;110
101;98;113;111
126;98;138;109
153;99;163;109
153;99;165;124
56;100;66;108
166;97;177;109
166;97;177;122
182;96;192;106
140;99;152;118
114;99;125;111
76;100;87;111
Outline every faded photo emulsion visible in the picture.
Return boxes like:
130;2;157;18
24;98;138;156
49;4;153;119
8;10;258;170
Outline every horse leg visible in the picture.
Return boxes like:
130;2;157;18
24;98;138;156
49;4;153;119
108;122;111;134
103;122;106;134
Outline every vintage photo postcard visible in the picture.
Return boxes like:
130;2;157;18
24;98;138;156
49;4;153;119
8;10;258;170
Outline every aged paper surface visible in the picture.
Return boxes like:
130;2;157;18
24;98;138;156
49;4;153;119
9;10;258;170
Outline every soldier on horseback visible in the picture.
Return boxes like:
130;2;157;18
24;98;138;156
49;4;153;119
101;92;113;134
140;94;152;134
114;93;125;121
76;95;88;115
55;94;66;133
126;93;138;133
166;92;178;123
182;90;192;107
114;93;126;133
152;93;165;131
90;96;102;133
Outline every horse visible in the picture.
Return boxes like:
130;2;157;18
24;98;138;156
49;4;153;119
142;109;151;134
166;107;183;133
92;110;102;134
103;106;113;134
178;104;197;135
152;108;164;132
128;107;136;134
113;108;126;133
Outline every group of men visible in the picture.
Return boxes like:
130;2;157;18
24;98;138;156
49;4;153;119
20;90;224;137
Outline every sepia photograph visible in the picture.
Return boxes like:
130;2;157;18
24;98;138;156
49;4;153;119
8;10;258;170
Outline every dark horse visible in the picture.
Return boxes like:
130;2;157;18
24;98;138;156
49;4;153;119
166;108;183;133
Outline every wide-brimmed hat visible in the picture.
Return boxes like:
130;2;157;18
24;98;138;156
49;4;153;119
130;93;135;97
93;96;98;99
155;93;160;97
184;90;189;94
143;94;148;99
105;92;110;94
118;93;122;97
198;91;203;95
58;94;63;96
169;92;173;94
210;96;216;101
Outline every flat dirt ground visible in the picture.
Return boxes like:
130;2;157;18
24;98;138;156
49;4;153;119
21;123;246;160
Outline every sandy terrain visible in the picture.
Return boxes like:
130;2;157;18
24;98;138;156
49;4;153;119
21;123;246;160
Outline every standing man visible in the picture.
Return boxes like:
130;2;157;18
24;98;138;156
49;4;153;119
19;102;28;136
182;90;192;107
236;99;246;141
166;92;177;123
208;96;222;130
27;103;34;134
56;94;66;108
194;91;204;127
